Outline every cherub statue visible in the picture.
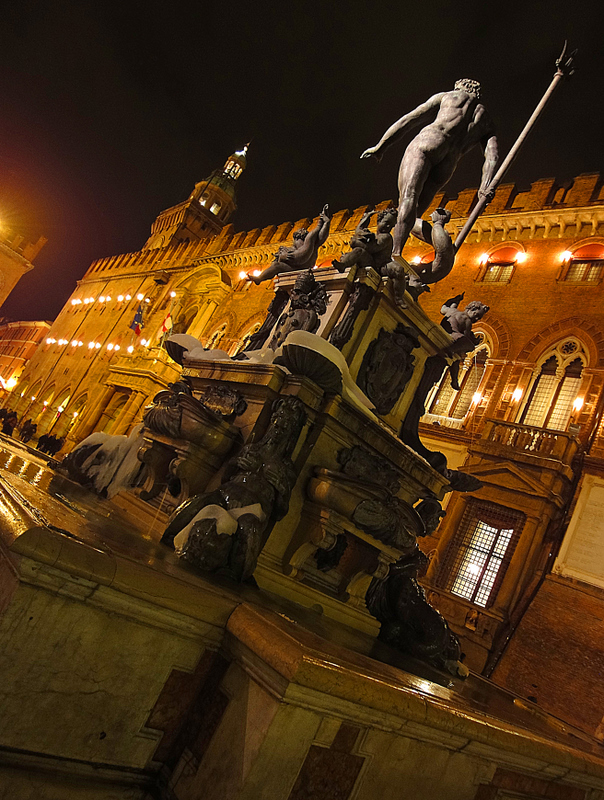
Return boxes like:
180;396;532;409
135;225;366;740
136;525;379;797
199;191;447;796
440;293;489;389
332;207;408;307
249;204;332;284
333;207;397;273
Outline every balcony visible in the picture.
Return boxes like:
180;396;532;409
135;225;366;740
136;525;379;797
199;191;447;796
476;419;580;473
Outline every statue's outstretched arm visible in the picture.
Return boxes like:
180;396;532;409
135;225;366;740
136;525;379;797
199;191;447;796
356;207;376;233
361;93;444;158
440;292;464;315
479;134;499;197
316;204;332;246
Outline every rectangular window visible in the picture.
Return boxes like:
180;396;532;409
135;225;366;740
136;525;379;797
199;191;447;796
482;263;514;282
564;259;604;282
440;501;525;608
547;375;581;430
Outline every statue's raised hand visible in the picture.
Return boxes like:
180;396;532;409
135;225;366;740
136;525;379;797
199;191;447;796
361;146;382;162
320;203;331;221
430;207;452;226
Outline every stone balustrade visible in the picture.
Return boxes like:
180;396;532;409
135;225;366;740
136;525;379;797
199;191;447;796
481;418;579;466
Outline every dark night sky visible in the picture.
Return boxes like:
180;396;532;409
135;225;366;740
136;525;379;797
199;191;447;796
0;0;602;321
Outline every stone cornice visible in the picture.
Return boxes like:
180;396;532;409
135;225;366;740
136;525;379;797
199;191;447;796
457;204;604;244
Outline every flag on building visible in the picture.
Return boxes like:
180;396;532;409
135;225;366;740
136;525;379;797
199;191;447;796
161;312;173;334
129;305;144;335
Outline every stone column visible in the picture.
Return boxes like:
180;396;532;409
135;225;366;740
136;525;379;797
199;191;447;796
116;393;147;436
72;386;116;441
490;514;542;616
112;392;146;436
424;495;468;584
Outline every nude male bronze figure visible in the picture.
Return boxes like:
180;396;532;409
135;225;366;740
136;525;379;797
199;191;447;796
361;79;499;256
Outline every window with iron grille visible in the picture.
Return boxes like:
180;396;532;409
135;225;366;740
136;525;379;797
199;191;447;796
439;500;525;608
564;259;604;282
481;262;514;282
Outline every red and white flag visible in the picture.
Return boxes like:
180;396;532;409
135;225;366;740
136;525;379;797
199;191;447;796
161;313;173;334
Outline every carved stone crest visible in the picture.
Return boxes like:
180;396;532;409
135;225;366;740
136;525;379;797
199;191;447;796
197;384;247;420
357;324;420;415
337;445;401;494
269;270;329;349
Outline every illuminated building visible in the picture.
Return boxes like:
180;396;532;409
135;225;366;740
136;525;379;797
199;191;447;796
9;169;604;737
0;319;51;395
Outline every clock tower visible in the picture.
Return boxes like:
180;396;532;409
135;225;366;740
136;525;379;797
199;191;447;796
143;145;249;250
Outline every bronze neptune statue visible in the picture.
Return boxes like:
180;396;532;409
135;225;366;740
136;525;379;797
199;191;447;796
361;79;499;256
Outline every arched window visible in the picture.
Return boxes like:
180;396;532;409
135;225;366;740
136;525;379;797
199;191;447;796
427;342;490;421
561;243;604;283
224;160;242;179
477;246;527;284
520;340;585;430
172;305;199;335
230;321;262;356
210;201;222;215
205;323;227;350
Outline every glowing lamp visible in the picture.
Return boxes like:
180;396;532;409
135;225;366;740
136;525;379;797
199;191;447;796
58;406;64;413
107;343;114;350
512;387;523;402
515;252;528;263
71;340;78;346
239;271;247;280
471;392;483;405
106;296;111;302
573;397;584;412
31;396;36;401
73;412;78;418
412;256;422;265
479;253;489;265
145;298;150;303
125;295;132;301
127;345;134;353
46;338;52;344
170;291;176;298
94;342;101;349
114;344;120;351
117;295;124;302
99;296;105;303
43;401;48;406
137;293;144;301
252;269;261;277
561;251;573;262
6;378;16;390
71;299;77;306
78;341;83;347
141;339;147;346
